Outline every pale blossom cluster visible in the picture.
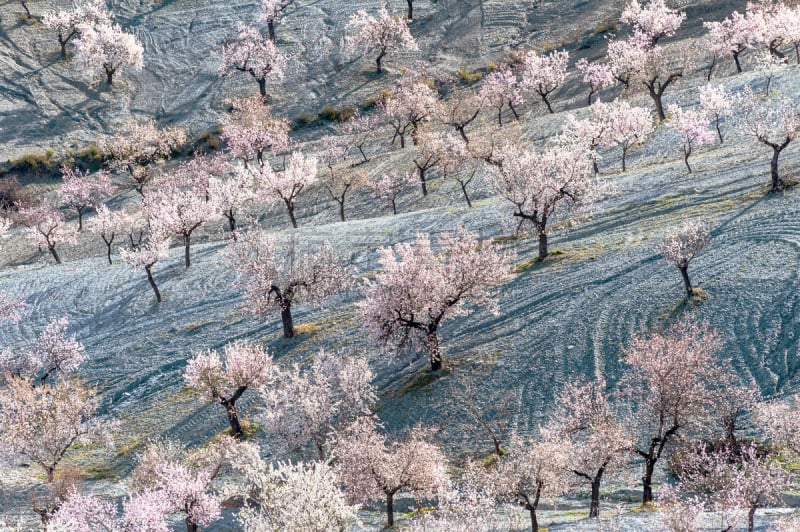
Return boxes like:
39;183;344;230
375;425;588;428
220;23;287;97
575;58;615;106
379;76;440;148
480;66;524;124
16;202;77;265
368;170;413;215
699;84;732;143
658;219;710;297
72;21;144;86
620;0;685;45
252;151;317;228
42;0;111;57
666;105;715;173
518;50;569;114
346;7;418;73
58;166;114;230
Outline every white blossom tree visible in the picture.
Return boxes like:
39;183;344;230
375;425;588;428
220;23;287;98
72;22;144;86
518;49;569;114
699;84;732;143
221;95;291;168
480;66;524;124
260;0;296;41
253;151;317;228
346;7;418;74
120;233;171;303
42;0;111;58
16;202;77;265
58;165;114;231
659;220;710;298
666;105;715;174
604;99;654;172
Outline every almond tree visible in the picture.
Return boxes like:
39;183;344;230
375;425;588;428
335;417;449;528
72;22;144;86
518;49;569;114
13;317;86;385
253;151;317;228
487;140;602;261
185;341;274;439
380;77;440;148
666;105;715;174
437;85;483;142
703;11;757;74
58;166;114;231
42;0;111;58
90;205;140;265
441;133;480;207
260;0;296;41
346;7;418;74
47;489;170;532
548;379;632;518
659;220;710;298
410;128;446;196
260;350;375;459
620;0;685;46
100;121;188;196
362;228;514;371
220;23;286;97
736;86;800;191
208;172;256;233
479;66;524;124
563;105;611;174
321;139;367;222
699;84;731;143
221;96;291;168
575;59;615;106
16;202;77;265
335;111;380;163
369;170;412;215
120;234;171;303
604;99;654;172
228;226;348;338
616;318;732;505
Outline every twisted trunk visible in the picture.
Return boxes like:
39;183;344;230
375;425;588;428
145;265;162;303
427;330;442;371
680;265;693;298
281;302;295;338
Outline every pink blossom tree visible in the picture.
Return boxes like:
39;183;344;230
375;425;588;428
58;166;114;231
221;96;291;168
47;489;170;531
604;98;654;172
72;21;144;86
185;341;274;439
100;121;188;196
89;206;140;265
563;105;611;174
362;228;514;371
380;77;440;148
253;151;317;228
220;23;286;98
518;49;569;114
703;11;757;74
620;0;685;46
409;128;446;196
120;234;171;303
548;379;632;518
487;140;602;260
228;226;348;338
369;170;412;215
16;202;77;265
335;417;449;527
260;0;296;41
440;133;480;207
736;86;800;191
479;66;524;124
335;111;380;163
666;105;715;174
575;59;615;106
699;84;732;143
346;7;418;74
321;140;367;222
42;0;111;58
659;220;710;298
260;350;375;459
208;172;256;233
616;318;732;505
437;85;483;142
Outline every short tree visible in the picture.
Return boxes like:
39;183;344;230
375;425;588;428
699;84;732;143
666;105;715;174
220;23;287;98
441;133;481;207
335;417;449;528
47;489;170;532
620;0;685;46
616;318;732;505
604;99;654;172
487;140;602;261
346;7;418;74
437;85;483;142
369;170;412;215
120;234;171;303
228;226;348;338
42;0;111;58
100;120;188;196
449;373;515;457
208;172;257;233
185;341;274;439
221;95;291;168
253;151;317;228
409;128;446;196
260;0;296;40
90;205;137;265
575;59;615;106
703;11;757;74
321;140;367;222
518;49;569;114
736;86;800;191
16;202;77;265
335;111;380;163
658;220;710;298
72;22;144;86
362;228;514;371
58;165;114;230
380;77;440;148
260;349;375;459
480;66;524;124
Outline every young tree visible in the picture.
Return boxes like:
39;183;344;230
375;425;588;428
409;128;446;196
42;0;111;58
346;7;418;74
369;170;412;215
89;206;139;265
699;84;731;143
208;172;256;233
220;23;287;97
736;86;800;191
362;228;514;371
120;234;171;303
335;111;380;163
260;0;296;41
450;374;515;457
703;11;757;74
260;350;375;459
666;105;715;174
604;99;654;172
575;59;615;106
72;22;144;86
479;66;524;124
548;379;632;518
380;78;440;148
659;220;710;298
620;0;685;46
221;96;291;168
16;202;77;265
437;85;483;143
21;317;86;385
100;121;188;196
563;105;611;174
518;49;569;114
47;489;170;532
185;341;274;439
335;417;449;528
487;140;602;261
619;38;689;121
441;133;481;207
58;166;114;231
228;226;348;338
321;140;367;222
616;318;732;505
253;151;317;228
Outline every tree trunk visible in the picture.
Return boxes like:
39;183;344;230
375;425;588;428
268;20;276;41
642;459;656;504
185;517;198;532
680;265;693;298
529;506;539;532
588;87;597;106
391;198;398;215
498;106;503;125
357;145;369;163
540;92;554;114
223;399;243;439
338;199;346;222
418;166;428;196
281;303;295;338
145;265;162;303
748;506;756;532
284;199;298;228
225;211;236;232
683;146;692;174
715;119;724;144
258;77;267;97
183;233;191;268
48;244;61;265
622;145;628;172
706;55;717;82
376;49;386;74
386;492;395;528
590;477;602;518
457;125;469;143
20;0;31;18
537;231;548;262
59;39;67;58
76;207;84;231
733;51;743;73
593;158;600;175
460;181;473;208
105;67;114;86
649;86;666;121
406;0;413;19
102;236;114;265
427;330;442;371
771;147;783;192
509;101;519;121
